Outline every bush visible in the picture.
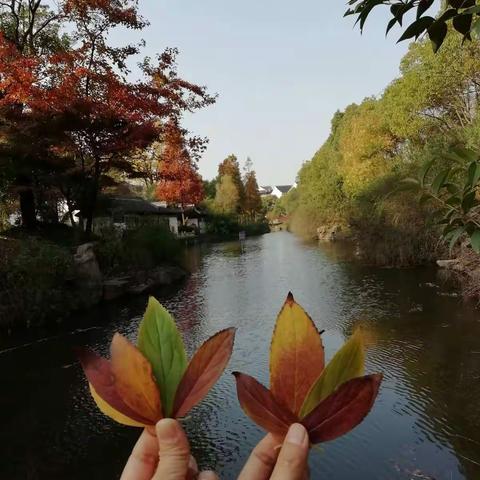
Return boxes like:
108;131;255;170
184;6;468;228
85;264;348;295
206;213;270;238
0;238;76;328
95;224;182;275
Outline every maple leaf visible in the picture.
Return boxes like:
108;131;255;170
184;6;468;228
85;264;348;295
234;292;382;444
77;297;235;426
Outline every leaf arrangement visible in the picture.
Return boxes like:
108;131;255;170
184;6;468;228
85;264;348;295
77;297;235;426
233;292;382;444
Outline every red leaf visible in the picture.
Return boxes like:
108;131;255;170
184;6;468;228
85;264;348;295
302;373;382;444
76;347;152;425
233;372;298;437
173;328;236;417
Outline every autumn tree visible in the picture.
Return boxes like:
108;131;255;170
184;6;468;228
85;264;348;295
0;0;215;233
243;169;262;219
218;154;244;211
214;175;239;214
155;121;204;217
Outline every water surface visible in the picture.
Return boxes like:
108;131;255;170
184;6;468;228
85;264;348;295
1;232;480;479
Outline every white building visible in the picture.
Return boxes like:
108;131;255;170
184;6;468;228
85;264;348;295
260;185;295;199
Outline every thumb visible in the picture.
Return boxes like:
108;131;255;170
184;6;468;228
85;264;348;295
153;419;191;480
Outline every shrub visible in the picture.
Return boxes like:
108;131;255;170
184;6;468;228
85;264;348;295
0;237;75;328
206;213;269;238
95;224;182;275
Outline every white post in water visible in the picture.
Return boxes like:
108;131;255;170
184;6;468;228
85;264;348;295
239;230;246;241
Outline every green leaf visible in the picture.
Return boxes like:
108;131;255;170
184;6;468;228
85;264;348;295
450;146;478;162
417;0;434;19
419;193;432;206
431;169;451;194
299;330;365;418
469;229;480;252
444;182;460;195
467;161;480;188
398;16;435;42
399;177;420;190
137;297;188;417
446;195;461;206
420;159;435;187
462;190;476;213
428;20;448;52
447;226;465;251
453;13;473;36
386;17;398;35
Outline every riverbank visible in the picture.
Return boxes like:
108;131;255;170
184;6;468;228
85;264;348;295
301;220;480;303
0;224;188;330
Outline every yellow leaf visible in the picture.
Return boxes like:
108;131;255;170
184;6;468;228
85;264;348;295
299;329;365;418
111;333;163;423
270;292;325;415
90;384;146;427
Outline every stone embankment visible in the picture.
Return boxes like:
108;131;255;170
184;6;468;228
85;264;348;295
74;242;187;309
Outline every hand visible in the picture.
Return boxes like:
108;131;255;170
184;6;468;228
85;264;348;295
238;423;310;480
121;420;309;480
120;418;218;480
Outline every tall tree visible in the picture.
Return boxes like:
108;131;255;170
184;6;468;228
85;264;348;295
155;121;204;215
218;154;244;211
243;170;262;219
214;174;239;214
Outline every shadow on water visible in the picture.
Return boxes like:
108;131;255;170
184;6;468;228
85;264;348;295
1;231;480;479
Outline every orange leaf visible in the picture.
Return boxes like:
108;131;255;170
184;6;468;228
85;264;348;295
89;384;145;427
301;373;382;444
110;333;163;423
233;372;298;437
76;347;151;426
173;328;236;418
270;292;325;415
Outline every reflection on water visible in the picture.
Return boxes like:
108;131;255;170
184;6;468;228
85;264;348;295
1;232;480;479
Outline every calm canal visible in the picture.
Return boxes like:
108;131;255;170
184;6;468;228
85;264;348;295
1;231;480;479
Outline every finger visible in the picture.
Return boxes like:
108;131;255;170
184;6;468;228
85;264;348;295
237;433;281;480
187;456;199;480
153;419;191;480
120;428;158;480
197;471;219;480
270;423;309;480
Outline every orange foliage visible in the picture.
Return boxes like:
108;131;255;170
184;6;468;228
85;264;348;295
155;122;204;206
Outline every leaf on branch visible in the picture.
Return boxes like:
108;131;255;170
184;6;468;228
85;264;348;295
398;16;435;42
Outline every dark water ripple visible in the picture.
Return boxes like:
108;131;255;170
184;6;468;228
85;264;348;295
1;232;480;479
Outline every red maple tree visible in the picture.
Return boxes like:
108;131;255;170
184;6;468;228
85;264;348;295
155;121;204;213
0;0;214;233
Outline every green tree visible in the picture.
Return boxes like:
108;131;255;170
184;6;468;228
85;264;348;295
218;154;244;211
214;175;240;214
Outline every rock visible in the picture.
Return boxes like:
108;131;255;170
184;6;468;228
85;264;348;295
317;225;344;242
105;266;186;301
150;265;186;285
436;259;460;269
73;242;103;307
74;243;102;283
103;277;131;301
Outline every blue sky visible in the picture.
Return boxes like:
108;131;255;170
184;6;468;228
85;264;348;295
115;0;411;184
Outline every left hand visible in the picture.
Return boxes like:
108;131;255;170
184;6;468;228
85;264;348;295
120;418;218;480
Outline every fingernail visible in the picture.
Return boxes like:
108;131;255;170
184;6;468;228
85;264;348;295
286;423;307;446
155;418;180;444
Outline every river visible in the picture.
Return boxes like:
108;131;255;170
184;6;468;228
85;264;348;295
1;231;480;479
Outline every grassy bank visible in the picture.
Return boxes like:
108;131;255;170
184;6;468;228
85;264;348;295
0;224;183;329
